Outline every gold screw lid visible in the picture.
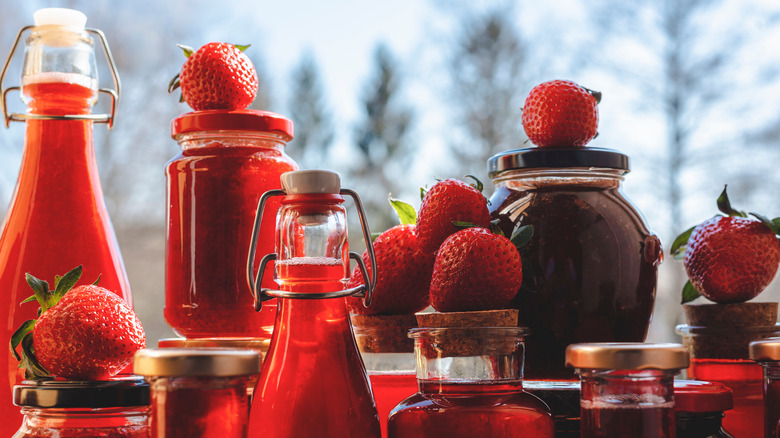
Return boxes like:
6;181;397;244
750;338;780;361
134;348;261;377
566;343;689;370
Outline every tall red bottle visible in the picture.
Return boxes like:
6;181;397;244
0;8;130;436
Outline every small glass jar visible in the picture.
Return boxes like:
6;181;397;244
750;338;780;438
525;380;581;437
12;378;149;437
134;348;261;438
388;327;555;438
352;314;418;437
674;380;734;438
166;110;298;338
488;147;662;380
677;319;780;437
566;342;689;438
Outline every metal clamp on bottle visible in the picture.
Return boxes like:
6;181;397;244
247;170;377;311
0;8;121;128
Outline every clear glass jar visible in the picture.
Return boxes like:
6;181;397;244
675;380;734;438
134;348;261;438
166;110;297;338
567;342;689;438
0;8;129;435
750;338;780;438
488;147;661;380
13;378;149;437
352;314;418;437
388;327;555;438
677;321;780;437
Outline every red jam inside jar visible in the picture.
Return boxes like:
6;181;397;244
750;338;780;438
165;110;297;338
13;378;149;438
388;327;554;438
135;348;261;438
488;148;661;380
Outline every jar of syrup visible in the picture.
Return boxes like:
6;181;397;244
12;378;149;438
488;147;661;379
134;348;261;438
388;327;555;438
750;338;780;438
566;342;689;438
166;110;297;338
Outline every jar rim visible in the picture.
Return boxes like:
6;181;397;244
171;109;293;141
14;377;149;408
750;337;780;361
409;326;529;339
133;348;261;377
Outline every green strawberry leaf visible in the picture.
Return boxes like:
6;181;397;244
10;320;35;361
452;221;479;230
233;44;251;52
751;212;780;235
177;44;195;58
670;225;695;260
389;197;417;225
582;85;602;104
420;186;427;202
93;274;101;286
716;185;747;218
510;225;534;250
19;295;37;305
167;73;181;94
24;273;50;311
464;175;484;193
681;280;700;304
53;266;82;299
20;333;49;379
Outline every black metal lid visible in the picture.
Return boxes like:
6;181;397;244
14;377;149;409
488;147;630;177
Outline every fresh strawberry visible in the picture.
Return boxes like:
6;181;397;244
522;79;600;147
347;224;434;315
10;266;146;380
430;227;524;312
672;186;780;303
416;177;491;254
169;42;258;111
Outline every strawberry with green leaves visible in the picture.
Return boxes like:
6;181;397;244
169;42;258;111
416;177;491;254
672;186;780;304
430;224;533;312
10;266;146;380
522;80;600;148
347;199;435;315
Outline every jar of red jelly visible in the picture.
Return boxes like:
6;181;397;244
134;348;261;438
388;327;555;438
352;314;418;437
566;342;689;438
488;147;661;380
674;380;734;438
750;338;780;438
12;378;149;437
677;303;780;437
166;110;297;338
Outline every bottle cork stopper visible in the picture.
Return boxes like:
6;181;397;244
683;302;777;327
351;314;417;353
414;309;521;357
415;309;519;328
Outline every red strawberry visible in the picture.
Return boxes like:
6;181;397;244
11;266;146;380
672;186;780;303
522;80;600;147
416;178;491;254
169;42;258;111
430;227;523;312
347;224;434;315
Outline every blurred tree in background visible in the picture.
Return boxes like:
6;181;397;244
287;51;334;170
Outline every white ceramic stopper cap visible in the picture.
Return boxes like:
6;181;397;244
33;8;87;29
281;170;341;195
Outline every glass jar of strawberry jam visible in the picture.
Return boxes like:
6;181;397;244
750;338;780;438
488;147;661;380
166;110;297;338
12;378;150;438
388;327;555;438
134;348;261;438
567;342;689;438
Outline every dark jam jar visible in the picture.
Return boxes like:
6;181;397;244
674;380;734;438
750;338;780;438
488;147;661;379
12;378;149;437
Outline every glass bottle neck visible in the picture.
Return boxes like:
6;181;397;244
676;411;728;437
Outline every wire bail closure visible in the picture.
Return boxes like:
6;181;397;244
0;25;121;129
246;188;378;311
